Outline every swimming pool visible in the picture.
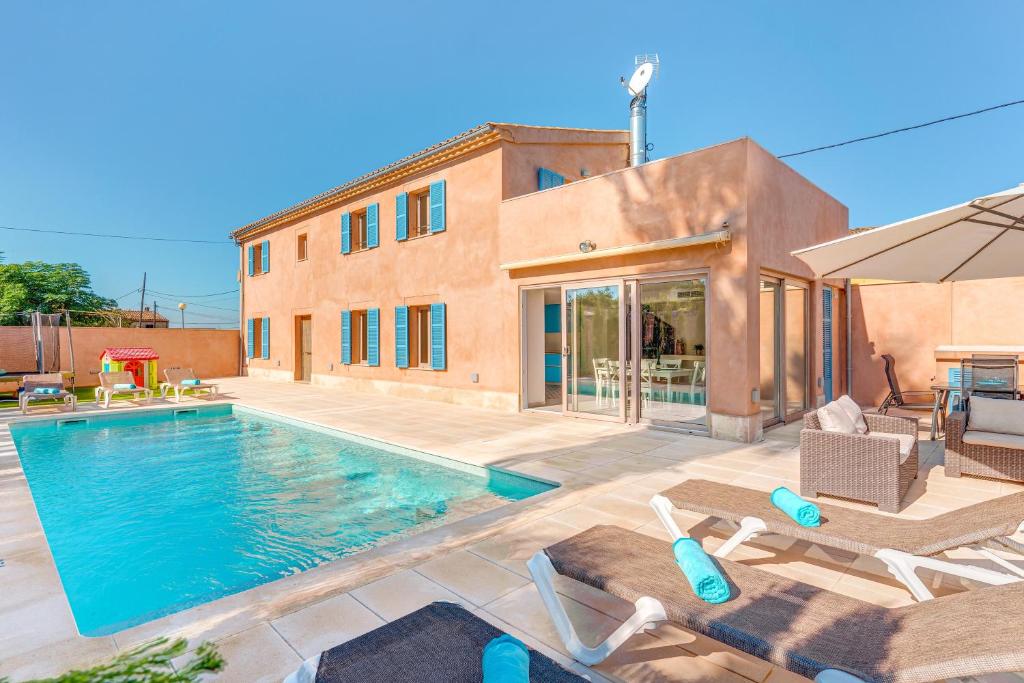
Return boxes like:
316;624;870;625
11;405;555;636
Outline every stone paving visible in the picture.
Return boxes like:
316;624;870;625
1;377;1021;682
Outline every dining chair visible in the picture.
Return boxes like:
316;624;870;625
688;360;706;406
592;358;610;407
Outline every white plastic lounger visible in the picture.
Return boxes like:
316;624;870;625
650;479;1023;601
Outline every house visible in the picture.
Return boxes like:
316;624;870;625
100;307;170;328
231;123;848;442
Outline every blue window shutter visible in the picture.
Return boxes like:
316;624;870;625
261;240;270;273
429;180;446;233
261;317;270;360
395;193;408;241
246;319;254;358
341;310;351;365
370;307;382;366
538;168;565;190
247;245;254;276
822;289;833;402
395;306;409;368
430;303;446;370
366;204;379;249
341;212;351;254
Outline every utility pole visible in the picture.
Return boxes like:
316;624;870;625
153;300;158;328
137;272;147;329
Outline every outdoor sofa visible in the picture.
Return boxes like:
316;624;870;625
284;601;585;683
946;395;1024;483
650;478;1023;601
802;396;919;513
19;373;76;415
529;524;1024;682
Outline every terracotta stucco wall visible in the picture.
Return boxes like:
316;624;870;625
850;277;1024;406
0;327;238;387
239;132;630;410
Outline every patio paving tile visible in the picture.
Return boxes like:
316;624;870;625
173;623;301;683
270;594;385;660
414;549;530;606
349;569;470;621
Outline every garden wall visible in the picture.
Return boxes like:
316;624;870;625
0;326;239;386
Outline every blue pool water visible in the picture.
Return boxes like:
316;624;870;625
12;405;554;636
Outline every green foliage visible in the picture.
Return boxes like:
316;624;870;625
0;638;224;683
0;261;117;326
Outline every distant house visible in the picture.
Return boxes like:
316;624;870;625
100;307;170;328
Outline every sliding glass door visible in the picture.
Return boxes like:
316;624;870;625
760;276;810;426
562;282;624;420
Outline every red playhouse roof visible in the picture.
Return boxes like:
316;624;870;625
99;347;159;361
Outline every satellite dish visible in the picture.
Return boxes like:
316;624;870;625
626;62;654;97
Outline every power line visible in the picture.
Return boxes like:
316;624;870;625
148;288;239;298
0;225;232;245
778;98;1024;159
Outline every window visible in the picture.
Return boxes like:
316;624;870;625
353;210;368;252
247;240;269;276
408;305;432;367
297;233;308;261
412;189;431;237
248;317;264;358
351;310;368;363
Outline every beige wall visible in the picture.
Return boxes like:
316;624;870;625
0;326;239;387
850;277;1024;406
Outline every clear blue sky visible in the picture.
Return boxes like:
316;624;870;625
2;1;1021;327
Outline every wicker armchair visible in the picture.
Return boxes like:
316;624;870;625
945;409;1024;483
801;411;919;513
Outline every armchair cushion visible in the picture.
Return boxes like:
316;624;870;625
963;431;1024;450
836;395;868;434
968;396;1024;437
871;432;917;463
817;401;857;434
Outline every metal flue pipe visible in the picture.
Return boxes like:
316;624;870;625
629;93;648;166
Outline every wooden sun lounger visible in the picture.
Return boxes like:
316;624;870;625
19;373;76;415
95;371;153;408
160;368;218;403
284;601;586;683
650;479;1024;601
530;525;1024;682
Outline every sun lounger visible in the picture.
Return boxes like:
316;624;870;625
283;601;586;683
95;371;153;408
19;373;76;415
160;368;218;402
529;524;1024;682
650;479;1023;601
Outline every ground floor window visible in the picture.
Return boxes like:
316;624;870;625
395;303;446;370
341;308;379;366
246;317;269;360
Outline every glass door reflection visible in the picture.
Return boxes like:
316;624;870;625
563;284;622;418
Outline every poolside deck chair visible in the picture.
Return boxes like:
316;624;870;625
284;601;586;683
649;479;1023;601
160;368;218;402
529;524;1024;682
95;371;153;408
19;373;76;415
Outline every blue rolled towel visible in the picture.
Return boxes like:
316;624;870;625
113;383;137;390
32;387;59;395
672;537;731;604
482;634;529;683
181;378;201;386
770;486;820;527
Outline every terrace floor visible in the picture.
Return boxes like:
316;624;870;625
1;377;1022;682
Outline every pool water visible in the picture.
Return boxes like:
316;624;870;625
12;405;554;636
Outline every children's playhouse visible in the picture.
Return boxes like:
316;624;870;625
99;347;159;389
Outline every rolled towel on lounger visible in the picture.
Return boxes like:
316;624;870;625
112;383;137;390
181;379;201;386
482;634;529;683
672;537;731;604
32;387;59;395
770;486;820;527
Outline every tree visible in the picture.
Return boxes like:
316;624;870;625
0;261;117;326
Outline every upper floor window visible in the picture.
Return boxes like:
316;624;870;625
396;180;445;242
297;233;308;261
247;240;269;276
341;204;379;254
